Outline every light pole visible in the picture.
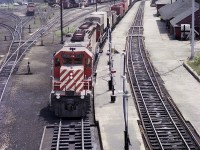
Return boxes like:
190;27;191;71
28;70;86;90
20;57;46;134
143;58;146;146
96;0;97;11
191;0;195;59
60;0;64;44
122;52;130;150
107;21;116;102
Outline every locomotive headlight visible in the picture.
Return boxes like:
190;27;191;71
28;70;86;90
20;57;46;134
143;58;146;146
56;94;60;99
70;73;73;79
81;95;85;99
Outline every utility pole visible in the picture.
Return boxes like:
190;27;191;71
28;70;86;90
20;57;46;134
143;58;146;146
122;52;130;150
107;20;116;102
191;0;195;59
96;0;97;12
60;0;64;44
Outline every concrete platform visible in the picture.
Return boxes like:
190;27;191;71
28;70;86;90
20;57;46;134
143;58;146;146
144;1;200;135
94;1;145;150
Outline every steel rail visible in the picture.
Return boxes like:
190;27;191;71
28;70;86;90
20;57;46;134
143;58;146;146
39;126;47;150
81;118;85;150
0;23;15;39
36;6;48;25
4;21;22;63
0;12;24;66
56;120;62;150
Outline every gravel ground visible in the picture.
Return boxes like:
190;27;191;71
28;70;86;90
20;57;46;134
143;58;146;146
0;32;62;149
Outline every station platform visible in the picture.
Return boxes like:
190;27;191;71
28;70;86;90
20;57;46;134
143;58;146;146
144;1;200;136
94;1;145;150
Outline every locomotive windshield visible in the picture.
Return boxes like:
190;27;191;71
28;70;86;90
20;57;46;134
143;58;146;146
64;58;73;65
74;58;82;64
74;54;83;64
61;54;83;65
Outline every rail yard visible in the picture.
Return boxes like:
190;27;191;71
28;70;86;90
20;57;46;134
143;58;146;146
0;0;200;150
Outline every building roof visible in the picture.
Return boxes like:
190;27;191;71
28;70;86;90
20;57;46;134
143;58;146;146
156;0;176;5
170;6;199;26
158;0;197;20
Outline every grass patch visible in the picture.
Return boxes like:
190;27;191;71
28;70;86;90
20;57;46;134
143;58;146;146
187;54;200;75
54;26;76;37
55;30;62;37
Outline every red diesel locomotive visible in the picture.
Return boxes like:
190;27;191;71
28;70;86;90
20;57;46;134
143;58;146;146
50;22;97;117
50;0;132;117
50;44;93;117
26;2;35;16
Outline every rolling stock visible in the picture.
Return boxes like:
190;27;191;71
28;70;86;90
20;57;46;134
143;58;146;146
26;2;35;16
50;0;134;117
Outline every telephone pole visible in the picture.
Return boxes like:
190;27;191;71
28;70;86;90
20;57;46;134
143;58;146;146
60;0;64;44
96;0;97;11
107;21;116;102
122;52;130;150
191;0;195;59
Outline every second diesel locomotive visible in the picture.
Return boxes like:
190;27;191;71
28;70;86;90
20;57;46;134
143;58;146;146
50;0;133;117
26;2;35;16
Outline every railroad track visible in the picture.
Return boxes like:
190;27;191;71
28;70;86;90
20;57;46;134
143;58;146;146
53;4;108;31
127;1;200;149
37;5;54;25
0;12;33;65
40;118;93;150
0;14;33;102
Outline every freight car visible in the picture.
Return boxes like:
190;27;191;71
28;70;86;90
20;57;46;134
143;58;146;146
50;0;134;118
26;2;35;16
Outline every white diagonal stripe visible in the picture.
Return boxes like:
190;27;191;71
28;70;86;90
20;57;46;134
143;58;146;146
65;70;84;90
60;70;83;91
60;69;70;81
76;82;84;92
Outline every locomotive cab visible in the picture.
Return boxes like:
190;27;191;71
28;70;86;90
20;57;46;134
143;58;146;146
50;43;93;117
